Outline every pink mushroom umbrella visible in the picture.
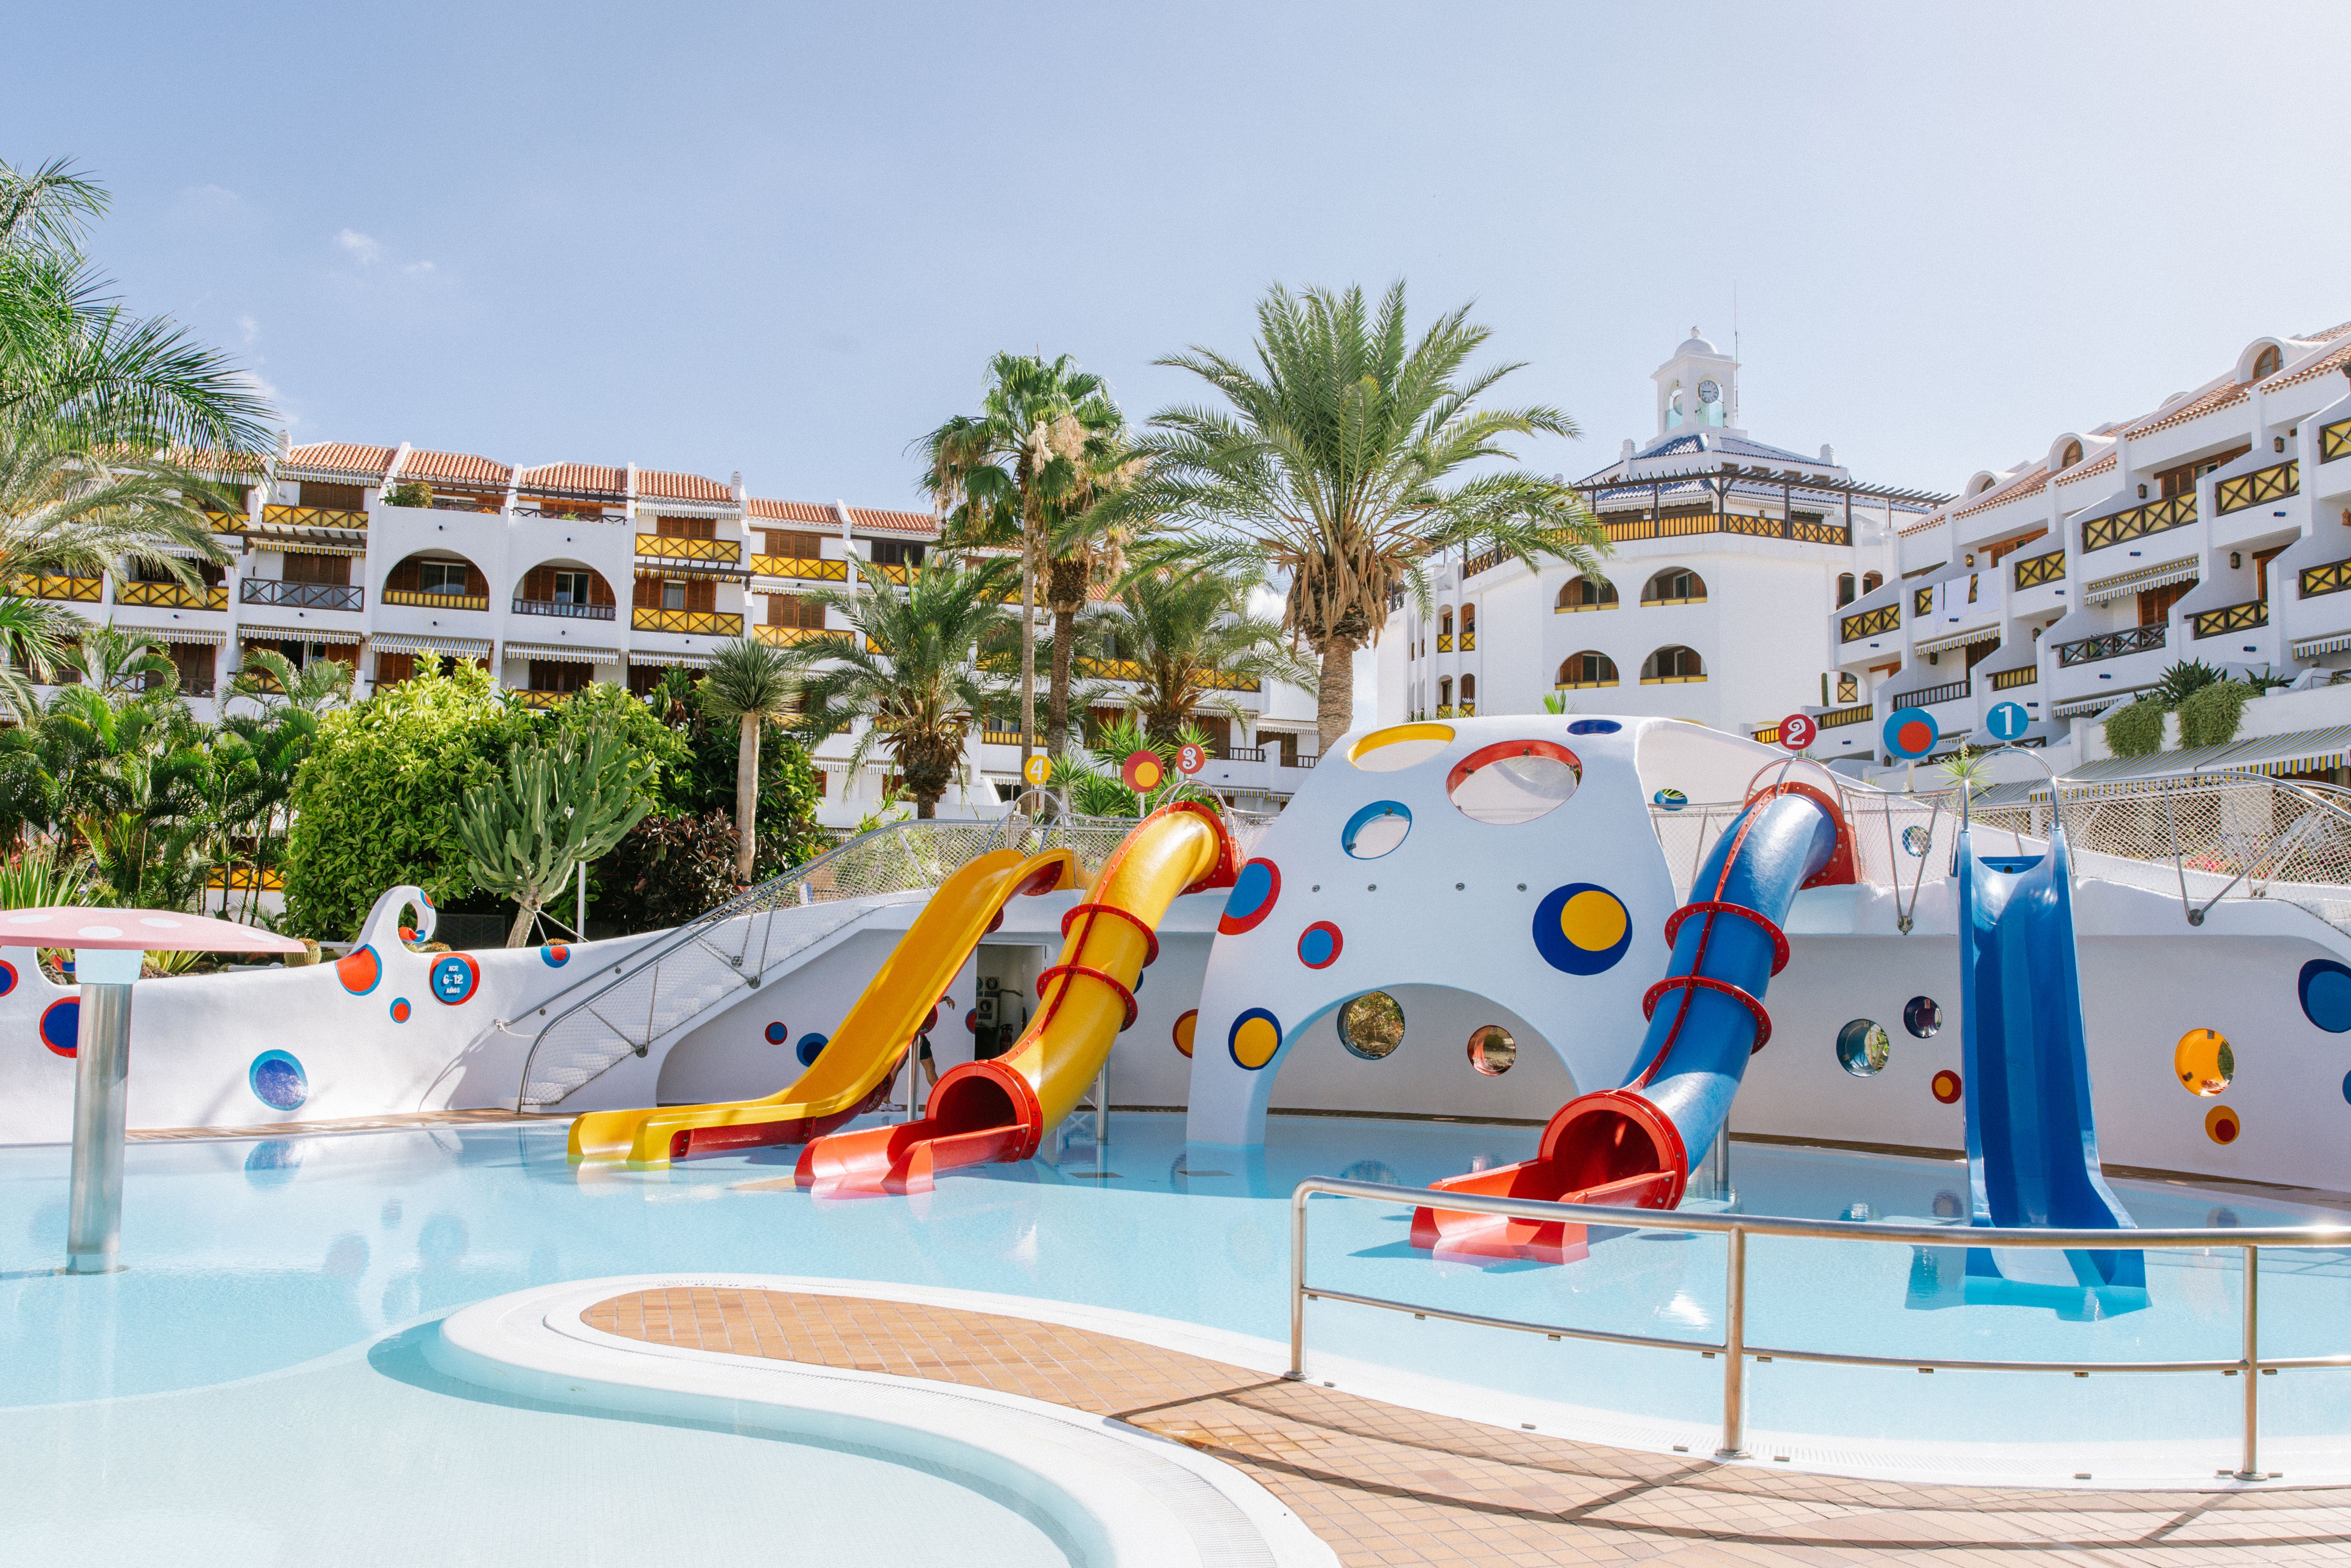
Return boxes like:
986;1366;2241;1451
0;908;306;1274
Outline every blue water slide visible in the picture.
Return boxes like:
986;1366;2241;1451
1957;825;2144;1289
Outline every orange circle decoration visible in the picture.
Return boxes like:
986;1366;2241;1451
2173;1028;2233;1097
2205;1105;2241;1145
337;944;382;995
1173;1009;1198;1058
1931;1069;1962;1104
1122;749;1165;792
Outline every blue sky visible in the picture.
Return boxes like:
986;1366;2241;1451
8;1;2347;511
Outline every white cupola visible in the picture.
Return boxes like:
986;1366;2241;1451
1652;327;1740;437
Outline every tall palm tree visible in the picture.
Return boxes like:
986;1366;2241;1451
1141;281;1605;747
919;352;1124;778
1084;571;1316;741
697;635;807;881
1037;436;1148;757
796;555;1015;819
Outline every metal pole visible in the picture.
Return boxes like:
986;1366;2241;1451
1716;1226;1749;1459
1285;1189;1308;1380
1711;1128;1733;1205
2238;1243;2262;1480
65;977;137;1274
576;858;588;940
1094;1061;1108;1146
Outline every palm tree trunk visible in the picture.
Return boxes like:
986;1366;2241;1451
733;714;760;882
1047;608;1075;757
507;898;538;947
1019;537;1037;780
1314;636;1358;751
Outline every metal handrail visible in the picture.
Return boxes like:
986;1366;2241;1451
1290;1176;2351;1479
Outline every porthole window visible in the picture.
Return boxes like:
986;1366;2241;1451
1342;800;1412;859
1903;997;1941;1038
1445;741;1581;826
1836;1019;1891;1078
1466;1025;1517;1076
1338;992;1405;1060
1349;722;1454;772
2174;1028;2234;1097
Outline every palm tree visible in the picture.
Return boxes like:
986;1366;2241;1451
1140;281;1604;747
919;352;1125;777
50;623;173;697
227;647;353;717
797;555;1015;819
697;635;807;881
1083;571;1316;741
1037;436;1148;757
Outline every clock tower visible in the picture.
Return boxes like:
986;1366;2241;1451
1653;328;1740;436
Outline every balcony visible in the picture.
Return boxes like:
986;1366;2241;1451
2323;416;2351;465
2215;460;2297;516
116;579;228;611
1460;631;1476;651
980;729;1039;747
260;503;366;532
244;580;363;612
748;554;848;583
1912;586;1933;617
1434;705;1455;718
753;625;837;648
1220;745;1267;763
14;574;101;603
1840;603;1899;643
1639;674;1705;686
2191;600;2269;639
1817;703;1873;730
1436;633;1453;652
1070;656;1260;693
2012;550;2065;589
632;607;743;636
2082;493;2194;553
1282;751;1318;769
202;510;247;534
510;690;567;710
2301;561;2351;600
1599;512;1851;547
635;534;742;565
1989;666;2039;691
511;597;615;620
2057;625;2166;667
1898;678;1970;708
382;587;484;611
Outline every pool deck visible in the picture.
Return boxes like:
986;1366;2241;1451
586;1284;2351;1567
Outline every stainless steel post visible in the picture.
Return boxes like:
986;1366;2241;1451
1710;1129;1733;1204
1094;1063;1108;1145
1285;1187;1308;1380
65;980;136;1274
576;859;588;939
1716;1226;1749;1459
2237;1243;2261;1480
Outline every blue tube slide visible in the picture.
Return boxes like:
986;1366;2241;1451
1958;827;2144;1290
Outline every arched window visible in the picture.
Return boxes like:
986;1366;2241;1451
1838;572;1856;607
1459;673;1476;713
2253;345;2282;380
2060;439;2083;469
1557;651;1618;689
1438;607;1453;635
1642;568;1707;605
1642;646;1705;684
1862;571;1883;594
1460;604;1475;634
1557;576;1618;612
1438;676;1453;712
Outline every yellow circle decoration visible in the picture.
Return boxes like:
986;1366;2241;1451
1560;889;1629;952
2205;1104;2241;1145
2173;1028;2234;1098
1228;1009;1283;1070
1173;1009;1198;1059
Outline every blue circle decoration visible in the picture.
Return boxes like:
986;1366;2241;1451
1987;701;2031;742
2343;1070;2351;1105
250;1049;308;1111
1566;718;1621;736
765;1020;789;1045
1298;921;1343;969
965;1009;980;1034
2299;959;2351;1033
1902;824;1933;858
0;959;16;998
430;952;480;1006
389;997;411;1023
1531;883;1633;976
40;998;77;1058
541;943;570;968
1218;858;1281;935
1652;788;1687;812
1340;801;1411;860
1883;706;1938;761
796;1032;828;1066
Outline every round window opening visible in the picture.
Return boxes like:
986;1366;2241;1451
1903;996;1942;1038
1338;992;1406;1060
1445;741;1581;826
1349;722;1453;773
1342;800;1412;859
1836;1019;1892;1078
1466;1025;1517;1076
2174;1028;2234;1098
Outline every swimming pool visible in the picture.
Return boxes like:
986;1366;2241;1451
2;1112;2345;1554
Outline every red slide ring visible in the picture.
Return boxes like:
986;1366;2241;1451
1035;964;1140;1031
1641;974;1773;1053
1060;903;1161;968
1662;901;1790;976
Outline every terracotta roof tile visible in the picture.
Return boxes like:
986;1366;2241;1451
2124;379;2248;439
283;442;398;479
2055;450;2117;486
398;448;511;488
2262;340;2351;392
1952;463;2049;520
747;498;839;525
638;468;735;504
2301;320;2351;343
844;505;938;537
517;463;626;500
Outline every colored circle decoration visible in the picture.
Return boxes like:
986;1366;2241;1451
429;952;480;1006
1348;722;1453;772
1931;1068;1963;1104
1778;712;1818;751
1297;921;1343;969
389;997;412;1023
2299;959;2351;1033
1176;743;1206;776
1882;706;1938;761
0;959;17;999
1173;1008;1198;1059
39;998;77;1058
541;943;569;968
2205;1104;2241;1145
1341;801;1412;859
1530;883;1632;975
1987;700;2032;742
2342;1069;2351;1105
1566;719;1621;736
1228;1008;1283;1071
964;1009;980;1034
1903;996;1942;1038
1122;749;1165;792
1022;753;1052;787
1652;788;1687;812
1446;741;1581;826
337;945;382;996
1901;825;1933;858
2173;1028;2234;1097
765;1021;789;1045
250;1049;308;1111
796;1032;828;1067
1218;859;1281;935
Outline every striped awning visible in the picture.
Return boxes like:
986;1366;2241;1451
505;641;619;665
129;625;227;646
1914;623;2001;657
2293;631;2351;659
2034;723;2351;794
2050;688;2150;718
629;649;715;670
370;632;492;658
240;624;361;647
243;526;368;557
2082;556;2197;605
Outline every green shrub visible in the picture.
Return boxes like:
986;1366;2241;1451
2178;679;2254;750
598;811;739;933
2103;697;2167;758
385;480;434;509
2152;658;2225;709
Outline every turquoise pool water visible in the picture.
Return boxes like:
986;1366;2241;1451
0;1114;2344;1559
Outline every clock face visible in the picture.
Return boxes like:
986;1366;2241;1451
1698;378;1721;405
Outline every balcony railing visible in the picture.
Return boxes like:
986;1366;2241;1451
2215;460;2298;516
1433;705;1455;717
260;503;366;532
1436;633;1453;652
243;579;363;612
514;506;618;522
1817;703;1873;730
632;607;743;636
2012;549;2065;589
1898;678;1970;708
1459;631;1476;651
1839;604;1898;643
382;587;486;610
1912;586;1933;617
2301;561;2351;600
2192;600;2270;639
1554;678;1618;691
748;554;848;582
1222;745;1268;763
635;534;742;565
1596;512;1851;547
2083;493;2195;552
2323;416;2351;465
511;689;568;710
753;625;838;648
14;574;101;603
116;579;227;611
1070;656;1259;693
981;729;1038;747
1640;674;1705;686
202;509;247;534
1990;665;2039;690
512;597;615;620
1462;545;1505;577
2057;624;2166;666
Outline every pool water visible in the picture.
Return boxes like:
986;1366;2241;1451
1;1114;2345;1555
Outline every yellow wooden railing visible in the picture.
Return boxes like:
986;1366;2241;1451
2301;561;2351;600
1912;586;1935;617
632;608;743;635
1990;666;2039;690
1436;632;1453;652
510;689;566;710
2214;461;2298;516
1840;603;1899;643
1641;673;1706;685
635;534;743;564
2084;492;2195;552
2322;416;2351;465
753;625;839;648
116;580;228;610
14;575;101;603
1818;702;1874;729
2191;600;2270;639
202;509;247;534
2013;550;2066;589
383;588;489;610
748;555;848;582
1460;631;1476;651
260;503;367;531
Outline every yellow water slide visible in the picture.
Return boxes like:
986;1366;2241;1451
795;802;1236;1195
568;845;1082;1166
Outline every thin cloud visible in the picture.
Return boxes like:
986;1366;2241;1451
335;228;384;265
